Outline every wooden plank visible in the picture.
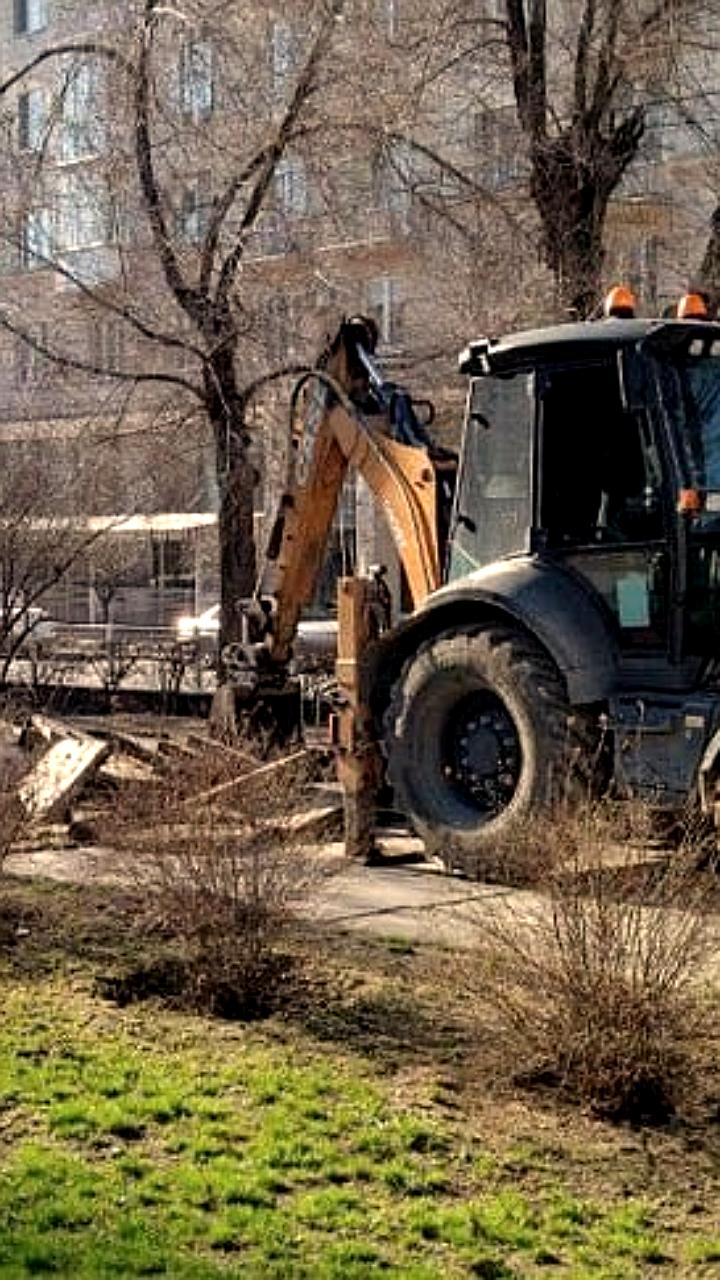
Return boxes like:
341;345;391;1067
186;733;262;770
183;749;308;808
18;736;111;820
98;754;156;784
282;803;343;839
104;729;161;764
29;713;101;747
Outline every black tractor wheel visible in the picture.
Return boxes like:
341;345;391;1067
384;625;592;877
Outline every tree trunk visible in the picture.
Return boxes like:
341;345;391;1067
216;431;257;646
697;205;720;309
204;346;257;650
531;143;607;319
553;219;605;319
526;110;644;320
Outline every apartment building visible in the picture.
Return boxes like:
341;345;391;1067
0;0;717;630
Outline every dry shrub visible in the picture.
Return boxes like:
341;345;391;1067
108;749;332;1017
0;721;29;873
472;806;717;1124
0;791;26;867
0;770;30;947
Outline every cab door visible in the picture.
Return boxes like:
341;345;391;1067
536;359;671;658
447;370;535;579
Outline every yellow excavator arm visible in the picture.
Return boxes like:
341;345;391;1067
255;317;448;668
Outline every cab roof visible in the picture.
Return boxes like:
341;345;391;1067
459;317;720;376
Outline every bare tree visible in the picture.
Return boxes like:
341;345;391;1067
0;432;102;683
0;0;348;660
683;9;720;302
380;1;699;318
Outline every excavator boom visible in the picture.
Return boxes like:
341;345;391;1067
251;317;450;670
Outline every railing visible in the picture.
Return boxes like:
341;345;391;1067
243;204;425;261
3;626;216;698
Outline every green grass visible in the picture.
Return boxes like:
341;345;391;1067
0;979;717;1278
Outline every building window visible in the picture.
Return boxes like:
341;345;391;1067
373;139;448;209
475;106;525;188
275;156;307;216
14;323;49;387
644;99;688;163
367;276;405;348
174;315;198;371
14;0;47;35
178;40;214;121
61;62;104;162
178;175;212;243
94;319;125;372
108;195;128;245
20;207;52;269
265;293;295;361
57;171;109;251
372;153;411;218
380;0;399;37
18;87;45;151
271;21;297;92
151;535;194;587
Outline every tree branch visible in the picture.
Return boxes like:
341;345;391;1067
243;363;310;406
0;41;128;97
214;0;348;312
0;311;203;400
505;0;532;132
382;129;536;248
574;0;596;119
134;0;198;323
527;0;547;138
0;231;206;365
589;0;623;127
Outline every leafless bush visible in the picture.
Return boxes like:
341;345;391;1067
471;807;717;1124
0;726;30;944
0;791;26;872
108;751;332;1017
0;716;28;873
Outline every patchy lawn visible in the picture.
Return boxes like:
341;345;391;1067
0;879;719;1278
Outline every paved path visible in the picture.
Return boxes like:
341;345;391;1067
5;839;543;949
311;844;542;945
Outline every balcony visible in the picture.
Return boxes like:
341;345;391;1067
242;204;429;262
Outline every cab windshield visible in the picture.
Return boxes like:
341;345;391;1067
656;351;720;489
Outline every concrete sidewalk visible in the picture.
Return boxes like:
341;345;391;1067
5;838;545;949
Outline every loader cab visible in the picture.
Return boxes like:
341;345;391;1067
452;314;720;681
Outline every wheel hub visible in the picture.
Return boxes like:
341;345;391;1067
443;692;521;816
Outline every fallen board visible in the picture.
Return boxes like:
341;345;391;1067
18;736;111;821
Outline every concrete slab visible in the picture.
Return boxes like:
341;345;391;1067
18;736;111;820
5;834;718;957
309;851;543;946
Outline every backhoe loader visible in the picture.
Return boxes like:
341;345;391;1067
225;289;720;871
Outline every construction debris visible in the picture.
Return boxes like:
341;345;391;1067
98;753;156;784
183;749;309;808
18;734;110;821
2;712;334;853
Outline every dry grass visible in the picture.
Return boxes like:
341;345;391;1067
105;749;332;1018
0;713;30;878
468;806;718;1124
0;776;29;946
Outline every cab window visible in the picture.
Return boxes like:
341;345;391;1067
540;361;662;546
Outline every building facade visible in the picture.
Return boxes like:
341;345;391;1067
0;0;717;631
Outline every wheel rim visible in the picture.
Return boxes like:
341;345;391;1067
440;690;522;818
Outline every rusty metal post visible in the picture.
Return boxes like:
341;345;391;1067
335;575;381;861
